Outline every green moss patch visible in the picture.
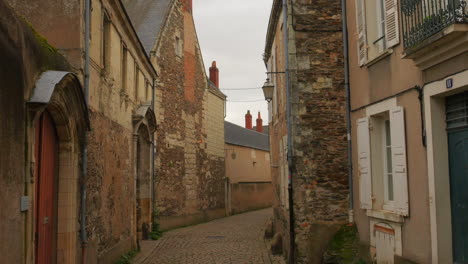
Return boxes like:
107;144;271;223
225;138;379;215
323;224;368;264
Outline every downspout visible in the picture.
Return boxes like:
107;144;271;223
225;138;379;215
151;79;156;219
283;0;296;263
81;0;90;262
341;0;354;223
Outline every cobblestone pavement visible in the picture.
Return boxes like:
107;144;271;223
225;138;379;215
132;208;285;264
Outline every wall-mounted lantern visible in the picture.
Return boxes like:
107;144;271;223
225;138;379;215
262;79;274;102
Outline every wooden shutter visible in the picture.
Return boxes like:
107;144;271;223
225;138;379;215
355;0;368;66
390;107;409;216
357;117;372;209
384;0;400;48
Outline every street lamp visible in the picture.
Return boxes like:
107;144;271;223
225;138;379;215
262;78;274;102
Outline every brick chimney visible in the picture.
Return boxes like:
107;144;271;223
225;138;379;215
245;110;252;130
183;0;192;13
256;112;263;133
209;61;219;88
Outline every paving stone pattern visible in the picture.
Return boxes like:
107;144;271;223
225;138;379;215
133;208;285;264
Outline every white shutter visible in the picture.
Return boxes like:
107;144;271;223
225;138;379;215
357;117;372;209
355;0;368;66
390;107;408;216
384;0;400;48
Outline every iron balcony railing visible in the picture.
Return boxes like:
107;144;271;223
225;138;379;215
401;0;468;48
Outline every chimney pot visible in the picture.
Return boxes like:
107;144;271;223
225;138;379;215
245;110;253;130
209;60;219;88
256;112;263;133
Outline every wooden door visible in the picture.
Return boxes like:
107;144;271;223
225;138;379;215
449;129;468;264
35;111;58;264
446;92;468;263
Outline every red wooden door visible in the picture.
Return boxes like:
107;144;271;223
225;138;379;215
35;111;58;264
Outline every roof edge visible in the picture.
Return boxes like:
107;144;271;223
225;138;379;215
263;0;282;63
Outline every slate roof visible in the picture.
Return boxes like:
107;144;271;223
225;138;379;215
122;0;172;54
225;121;270;151
253;125;269;135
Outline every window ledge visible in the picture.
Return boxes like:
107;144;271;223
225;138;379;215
366;209;404;223
364;49;393;68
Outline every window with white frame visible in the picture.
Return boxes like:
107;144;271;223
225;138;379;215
355;0;400;65
357;107;408;215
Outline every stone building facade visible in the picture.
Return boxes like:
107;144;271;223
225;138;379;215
347;0;468;262
6;0;158;263
123;0;227;230
263;0;348;263
0;1;89;263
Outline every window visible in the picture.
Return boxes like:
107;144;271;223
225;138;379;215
121;44;128;91
134;65;139;101
357;106;408;215
175;36;182;57
383;119;394;202
355;0;400;65
103;13;111;69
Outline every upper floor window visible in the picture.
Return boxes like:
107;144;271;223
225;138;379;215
355;0;400;65
121;44;128;91
103;12;111;69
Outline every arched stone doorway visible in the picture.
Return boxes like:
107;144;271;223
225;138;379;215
132;105;157;242
28;71;89;264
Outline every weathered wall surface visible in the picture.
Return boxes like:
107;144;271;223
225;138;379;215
225;144;272;214
152;0;225;230
289;2;349;263
226;144;271;184
230;183;274;214
7;0;157;263
0;1;81;263
266;1;348;262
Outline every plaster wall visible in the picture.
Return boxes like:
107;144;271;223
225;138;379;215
225;144;271;184
346;0;432;262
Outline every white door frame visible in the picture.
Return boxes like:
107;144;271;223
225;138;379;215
424;69;468;264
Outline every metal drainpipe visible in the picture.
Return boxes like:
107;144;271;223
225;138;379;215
341;0;354;223
81;0;90;262
283;0;296;263
151;78;156;220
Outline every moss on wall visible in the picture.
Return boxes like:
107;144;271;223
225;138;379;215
323;224;370;264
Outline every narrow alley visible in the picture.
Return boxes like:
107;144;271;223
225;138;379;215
132;209;285;264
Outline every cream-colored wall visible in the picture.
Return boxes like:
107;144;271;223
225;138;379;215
225;144;271;184
204;92;225;157
347;0;432;262
347;0;423;110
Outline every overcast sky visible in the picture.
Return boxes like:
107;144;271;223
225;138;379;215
193;0;272;127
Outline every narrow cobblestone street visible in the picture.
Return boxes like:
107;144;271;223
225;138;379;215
132;208;285;264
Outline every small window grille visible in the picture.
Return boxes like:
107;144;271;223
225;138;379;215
446;92;468;129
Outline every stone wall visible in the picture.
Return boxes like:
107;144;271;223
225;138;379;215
289;2;348;263
6;0;158;263
153;0;225;230
265;0;348;263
